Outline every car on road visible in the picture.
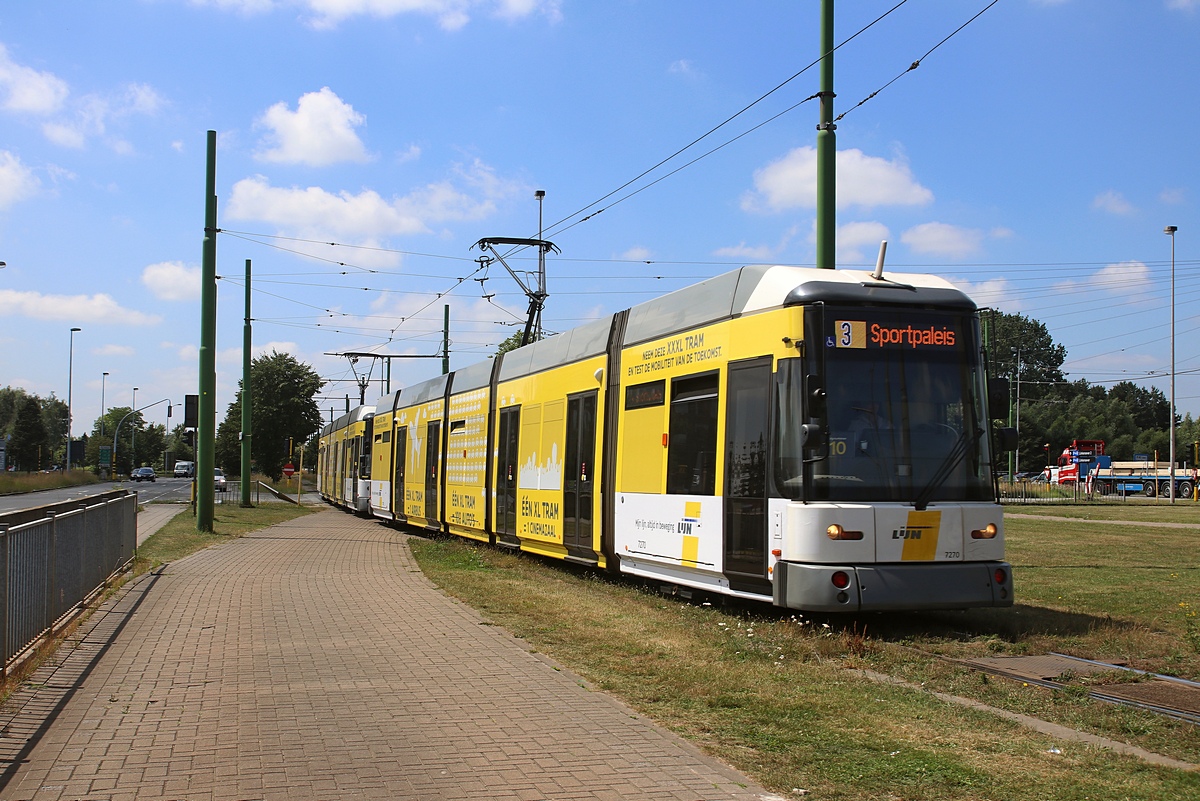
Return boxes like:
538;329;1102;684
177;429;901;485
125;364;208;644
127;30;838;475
131;467;156;482
174;460;195;478
214;468;227;491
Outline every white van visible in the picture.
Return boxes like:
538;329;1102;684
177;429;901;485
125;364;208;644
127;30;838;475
174;461;195;478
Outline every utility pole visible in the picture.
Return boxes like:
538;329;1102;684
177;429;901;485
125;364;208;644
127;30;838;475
241;258;253;507
443;304;450;375
535;190;546;338
197;130;218;532
815;0;836;270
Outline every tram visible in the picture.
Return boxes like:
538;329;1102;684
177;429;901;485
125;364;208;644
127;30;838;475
319;264;1015;612
317;404;374;514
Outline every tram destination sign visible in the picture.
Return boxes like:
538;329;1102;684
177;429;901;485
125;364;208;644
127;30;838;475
829;316;960;351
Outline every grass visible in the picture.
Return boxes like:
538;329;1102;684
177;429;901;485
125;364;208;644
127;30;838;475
0;469;99;495
1006;502;1200;525
135;502;313;571
410;510;1200;801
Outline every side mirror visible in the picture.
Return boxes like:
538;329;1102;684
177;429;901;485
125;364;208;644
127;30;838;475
995;427;1018;453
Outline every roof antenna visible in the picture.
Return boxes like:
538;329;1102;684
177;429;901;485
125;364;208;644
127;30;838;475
872;240;888;281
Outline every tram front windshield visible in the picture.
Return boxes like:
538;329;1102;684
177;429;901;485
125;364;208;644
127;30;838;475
776;307;994;504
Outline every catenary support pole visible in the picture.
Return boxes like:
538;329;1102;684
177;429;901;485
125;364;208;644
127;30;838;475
443;304;450;375
197;130;217;532
815;0;836;270
241;258;253;507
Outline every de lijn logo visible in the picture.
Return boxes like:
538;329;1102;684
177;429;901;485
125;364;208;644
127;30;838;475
892;524;936;540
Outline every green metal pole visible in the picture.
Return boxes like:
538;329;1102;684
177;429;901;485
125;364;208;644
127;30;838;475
815;0;836;270
241;258;253;507
442;304;450;375
197;130;217;532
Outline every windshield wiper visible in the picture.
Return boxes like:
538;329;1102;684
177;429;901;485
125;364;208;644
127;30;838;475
912;427;980;511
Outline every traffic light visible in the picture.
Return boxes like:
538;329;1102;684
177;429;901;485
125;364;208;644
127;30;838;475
183;430;195;447
184;394;198;429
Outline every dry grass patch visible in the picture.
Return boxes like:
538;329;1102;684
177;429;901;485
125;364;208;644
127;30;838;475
412;537;1200;801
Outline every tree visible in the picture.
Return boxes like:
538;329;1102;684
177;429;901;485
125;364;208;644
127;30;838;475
41;395;67;465
215;350;324;481
86;406;140;476
9;395;46;471
494;329;548;356
987;311;1068;470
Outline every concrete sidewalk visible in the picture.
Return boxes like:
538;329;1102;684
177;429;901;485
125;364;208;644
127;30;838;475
0;510;779;801
136;503;189;545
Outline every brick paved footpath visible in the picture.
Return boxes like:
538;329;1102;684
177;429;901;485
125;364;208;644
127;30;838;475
0;510;782;801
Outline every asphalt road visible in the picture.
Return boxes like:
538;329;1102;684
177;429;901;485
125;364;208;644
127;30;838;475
0;477;197;515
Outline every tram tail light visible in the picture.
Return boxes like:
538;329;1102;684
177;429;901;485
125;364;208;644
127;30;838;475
831;571;851;589
994;568;1008;585
826;524;863;541
970;523;999;539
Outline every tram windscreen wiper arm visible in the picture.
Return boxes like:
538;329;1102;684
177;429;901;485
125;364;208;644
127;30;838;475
912;427;978;511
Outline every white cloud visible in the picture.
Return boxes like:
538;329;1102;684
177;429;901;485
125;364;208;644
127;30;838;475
714;223;804;263
833;220;890;264
0;43;69;115
946;277;1023;313
395;144;421;164
620;246;652;262
669;60;697;77
142;261;202;302
713;242;774;261
1160;187;1186;205
1092;189;1134;215
0;289;161;325
743;146;933;213
40;85;164;151
227;159;515;243
1167;0;1200;10
1093;260;1155;303
255;87;370;166
96;344;136;357
297;0;560;29
900;222;984;258
0;150;40;210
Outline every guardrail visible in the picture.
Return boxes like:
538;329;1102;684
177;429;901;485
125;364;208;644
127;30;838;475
0;493;137;675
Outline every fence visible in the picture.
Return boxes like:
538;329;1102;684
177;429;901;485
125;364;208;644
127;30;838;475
0;492;137;674
999;479;1199;505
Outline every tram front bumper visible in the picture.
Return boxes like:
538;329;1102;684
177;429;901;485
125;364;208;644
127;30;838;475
773;561;1014;613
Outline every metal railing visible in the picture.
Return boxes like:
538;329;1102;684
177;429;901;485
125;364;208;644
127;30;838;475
0;493;137;674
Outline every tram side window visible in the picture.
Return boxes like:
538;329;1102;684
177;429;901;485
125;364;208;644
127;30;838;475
666;372;719;495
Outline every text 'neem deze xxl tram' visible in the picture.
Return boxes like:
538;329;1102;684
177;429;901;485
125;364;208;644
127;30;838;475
318;265;1014;612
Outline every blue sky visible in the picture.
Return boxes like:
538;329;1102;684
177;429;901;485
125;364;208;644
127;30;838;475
1;0;1198;439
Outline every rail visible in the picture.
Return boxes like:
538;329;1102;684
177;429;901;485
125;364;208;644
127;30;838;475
0;493;137;675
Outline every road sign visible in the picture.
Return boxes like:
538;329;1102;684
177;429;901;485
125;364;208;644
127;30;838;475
283;462;295;478
99;445;112;467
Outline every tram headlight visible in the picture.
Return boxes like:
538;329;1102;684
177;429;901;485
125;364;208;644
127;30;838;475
826;524;864;541
970;522;999;539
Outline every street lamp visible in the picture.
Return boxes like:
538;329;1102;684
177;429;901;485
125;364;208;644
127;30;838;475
67;327;81;470
1165;225;1178;502
101;372;109;436
132;386;139;468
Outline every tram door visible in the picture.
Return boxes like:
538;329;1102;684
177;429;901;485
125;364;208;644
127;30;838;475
723;358;772;594
392;427;407;520
495;407;520;545
425;421;440;523
563;391;597;556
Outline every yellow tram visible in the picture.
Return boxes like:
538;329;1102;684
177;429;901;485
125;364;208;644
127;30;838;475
320;265;1014;612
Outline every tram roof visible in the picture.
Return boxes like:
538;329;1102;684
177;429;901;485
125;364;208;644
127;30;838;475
622;265;974;346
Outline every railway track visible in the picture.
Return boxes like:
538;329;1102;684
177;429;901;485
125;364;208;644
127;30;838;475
950;650;1200;725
